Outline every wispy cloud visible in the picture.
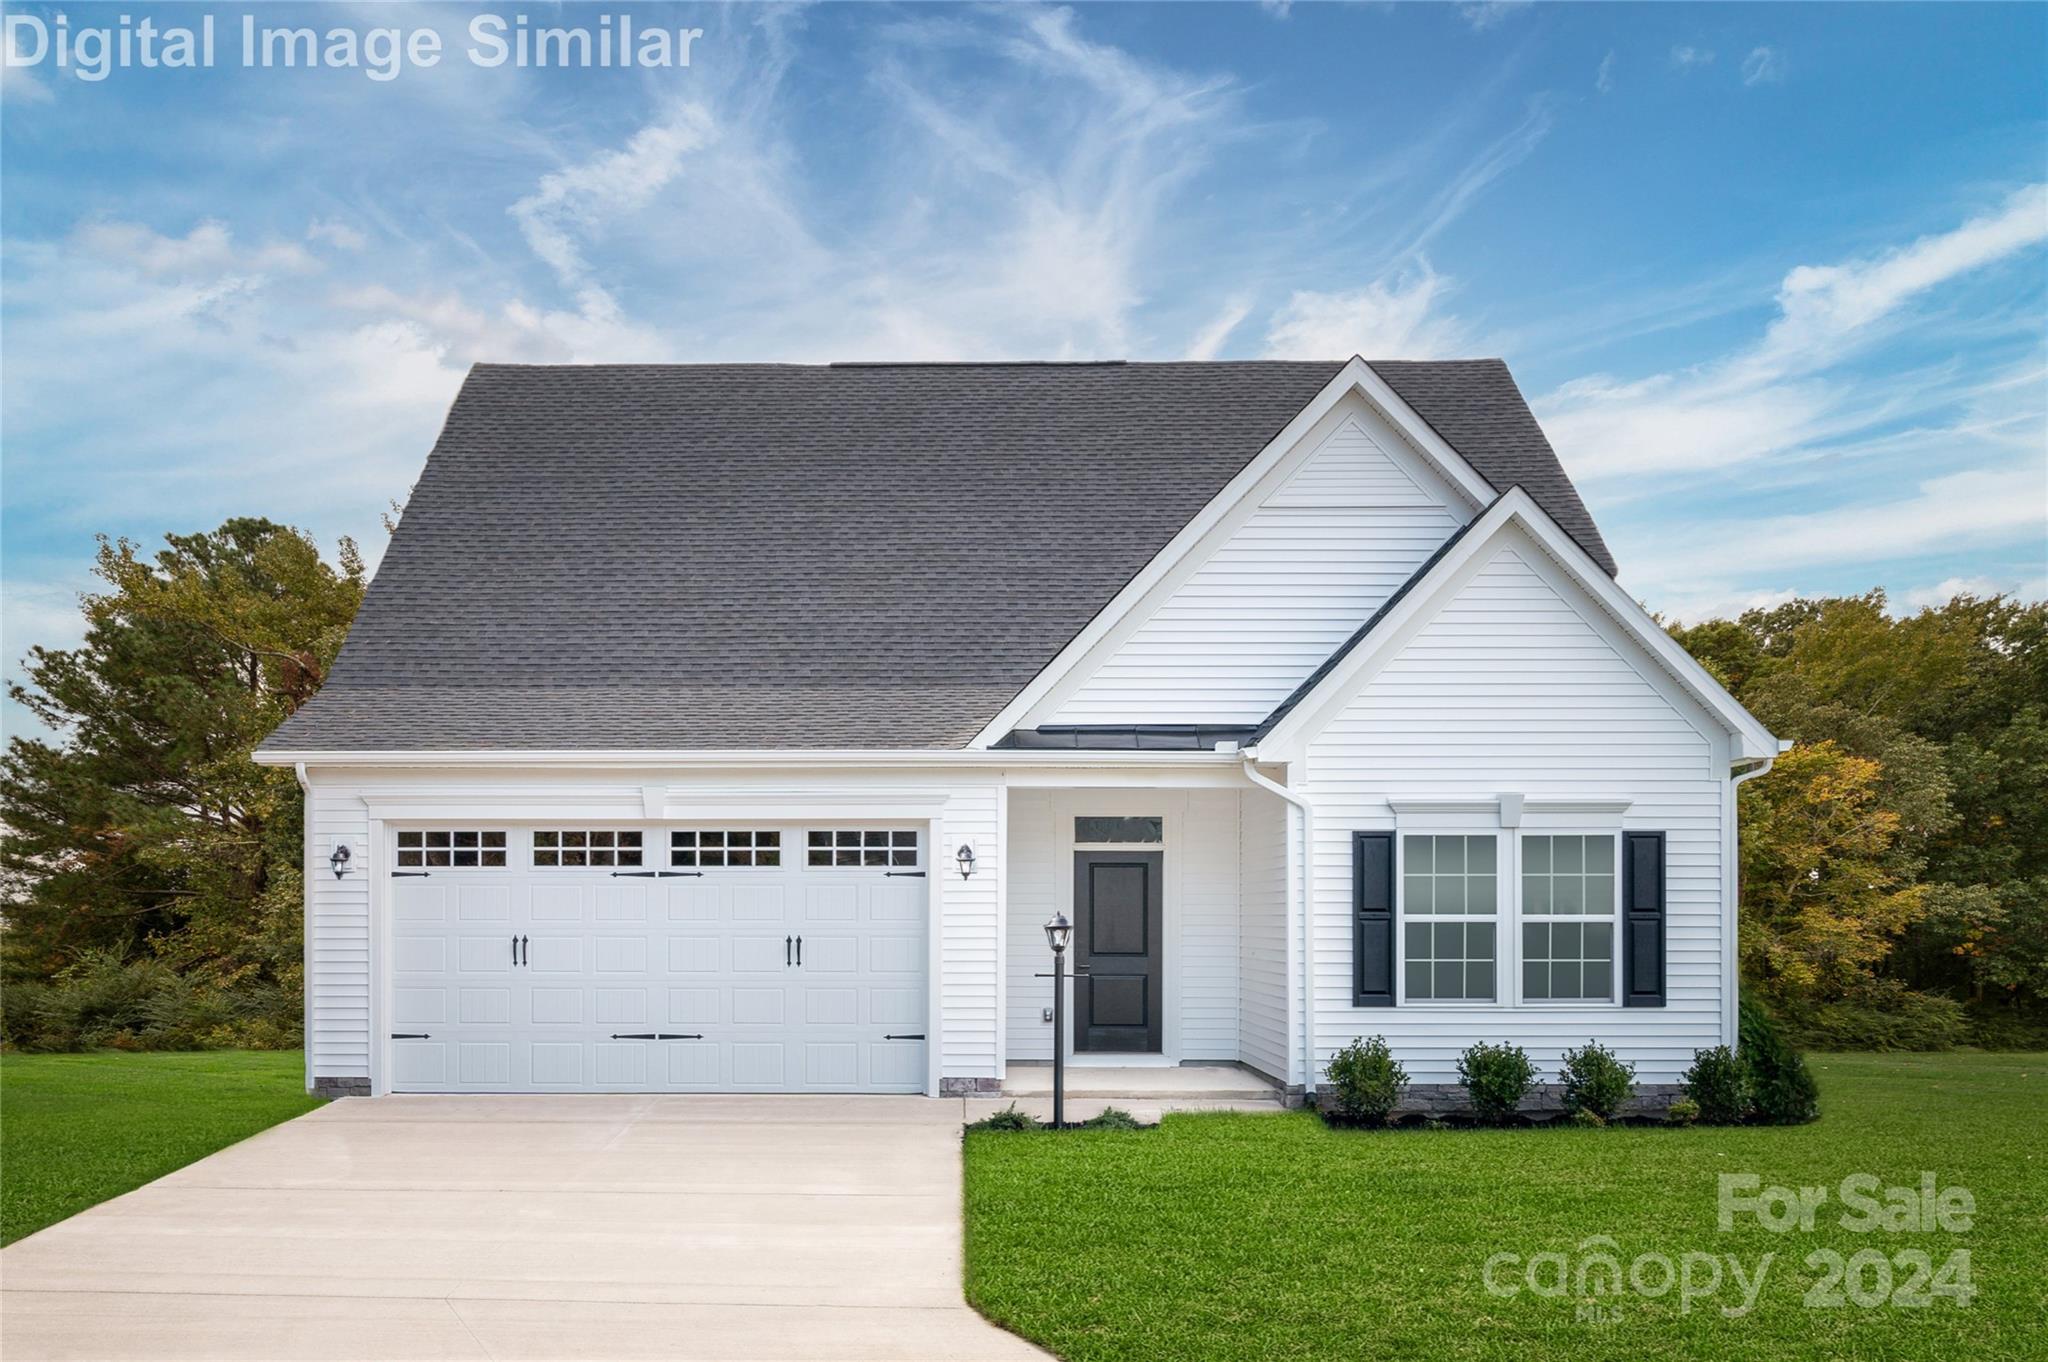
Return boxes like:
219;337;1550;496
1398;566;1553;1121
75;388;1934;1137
1460;3;1530;33
1741;46;1786;86
1184;295;1255;360
1596;51;1615;95
1671;46;1716;71
1265;266;1469;358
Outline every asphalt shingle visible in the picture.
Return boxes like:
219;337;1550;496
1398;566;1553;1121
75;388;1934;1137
262;359;1613;752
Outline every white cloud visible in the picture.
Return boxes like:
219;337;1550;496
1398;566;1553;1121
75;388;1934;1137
1741;46;1786;86
71;219;318;278
1265;267;1469;359
1183;295;1254;361
307;220;367;251
1258;0;1292;17
1671;46;1715;71
1896;575;2048;612
1;20;51;103
1540;185;2048;479
1596;51;1615;95
1460;3;1530;33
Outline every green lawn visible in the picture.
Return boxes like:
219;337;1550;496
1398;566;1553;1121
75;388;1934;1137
1;1050;322;1246
965;1053;2047;1361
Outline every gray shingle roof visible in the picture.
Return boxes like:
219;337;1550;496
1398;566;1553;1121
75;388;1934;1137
262;359;1612;752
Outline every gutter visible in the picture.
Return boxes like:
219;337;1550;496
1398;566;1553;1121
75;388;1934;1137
1238;750;1317;1098
253;747;1248;770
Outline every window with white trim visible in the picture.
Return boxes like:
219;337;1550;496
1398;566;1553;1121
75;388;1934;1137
534;830;642;868
1400;834;1497;1002
1520;834;1617;1002
671;830;781;868
807;829;918;868
397;830;506;868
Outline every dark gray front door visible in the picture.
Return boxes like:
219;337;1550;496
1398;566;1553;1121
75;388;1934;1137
1073;851;1163;1053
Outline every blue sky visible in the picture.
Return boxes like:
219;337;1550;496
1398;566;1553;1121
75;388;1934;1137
4;2;2045;737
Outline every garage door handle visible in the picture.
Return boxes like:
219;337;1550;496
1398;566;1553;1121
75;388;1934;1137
883;1034;925;1041
795;935;802;967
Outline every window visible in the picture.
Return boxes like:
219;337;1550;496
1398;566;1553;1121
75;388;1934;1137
534;830;642;868
397;830;506;868
1401;834;1497;1001
671;830;781;868
1074;816;1163;844
807;829;918;868
1521;834;1617;1002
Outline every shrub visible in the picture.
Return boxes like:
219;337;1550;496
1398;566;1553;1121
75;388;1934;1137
1457;1042;1536;1124
1557;1041;1637;1119
0;950;302;1053
1683;1046;1749;1124
1666;1097;1701;1126
1325;1036;1409;1125
966;1103;1042;1133
1564;1109;1606;1128
1776;982;1967;1051
1741;999;1820;1125
1078;1107;1146;1130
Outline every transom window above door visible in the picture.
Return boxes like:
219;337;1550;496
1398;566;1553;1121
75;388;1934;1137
671;830;782;867
397;830;506;868
808;829;918;867
534;830;642;868
1074;816;1163;844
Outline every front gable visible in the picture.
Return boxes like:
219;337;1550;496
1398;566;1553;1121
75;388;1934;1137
1014;382;1490;729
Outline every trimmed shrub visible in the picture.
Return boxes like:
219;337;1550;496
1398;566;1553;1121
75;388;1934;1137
1078;1107;1146;1131
1564;1109;1606;1128
1683;1046;1749;1124
1666;1097;1701;1126
1741;999;1821;1125
966;1104;1042;1133
1457;1042;1536;1124
1325;1036;1409;1125
1558;1041;1637;1120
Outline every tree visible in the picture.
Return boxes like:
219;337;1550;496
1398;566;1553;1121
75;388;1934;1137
1;519;363;1043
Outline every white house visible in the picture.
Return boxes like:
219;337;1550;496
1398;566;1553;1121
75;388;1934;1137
255;357;1782;1101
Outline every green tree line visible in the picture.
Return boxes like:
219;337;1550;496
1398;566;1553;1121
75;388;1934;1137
2;517;2042;1050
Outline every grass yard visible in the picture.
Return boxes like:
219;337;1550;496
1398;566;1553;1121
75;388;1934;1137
964;1053;2047;1361
1;1050;322;1246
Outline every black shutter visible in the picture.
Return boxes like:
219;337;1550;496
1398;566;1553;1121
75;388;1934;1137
1353;831;1395;1007
1622;831;1667;1007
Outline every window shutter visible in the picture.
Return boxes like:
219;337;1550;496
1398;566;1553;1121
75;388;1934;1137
1353;831;1395;1007
1622;831;1667;1007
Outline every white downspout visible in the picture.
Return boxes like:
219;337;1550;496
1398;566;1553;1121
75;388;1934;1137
1724;747;1784;1045
1240;751;1317;1100
292;762;314;1096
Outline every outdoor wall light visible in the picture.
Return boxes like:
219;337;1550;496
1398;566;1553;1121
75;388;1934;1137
955;841;977;879
329;843;353;879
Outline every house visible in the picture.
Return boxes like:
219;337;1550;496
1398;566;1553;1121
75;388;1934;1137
254;357;1782;1102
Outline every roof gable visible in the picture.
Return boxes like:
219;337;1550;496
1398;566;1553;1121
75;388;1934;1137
262;359;1614;754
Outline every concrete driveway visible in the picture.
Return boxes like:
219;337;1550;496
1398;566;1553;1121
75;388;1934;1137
0;1096;1046;1362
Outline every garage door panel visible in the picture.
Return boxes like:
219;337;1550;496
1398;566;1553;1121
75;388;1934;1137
389;826;926;1094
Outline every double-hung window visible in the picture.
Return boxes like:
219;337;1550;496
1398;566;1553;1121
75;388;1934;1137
1520;834;1617;1002
1400;834;1498;1002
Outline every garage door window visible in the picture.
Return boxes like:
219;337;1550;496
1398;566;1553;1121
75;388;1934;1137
534;830;643;868
397;830;507;868
671;830;781;868
808;829;918;868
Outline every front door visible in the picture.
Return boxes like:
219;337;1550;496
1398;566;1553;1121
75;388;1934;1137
1073;851;1163;1053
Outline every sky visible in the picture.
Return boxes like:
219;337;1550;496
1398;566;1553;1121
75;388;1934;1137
3;1;2046;740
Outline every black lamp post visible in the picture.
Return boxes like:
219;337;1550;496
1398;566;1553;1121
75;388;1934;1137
1044;912;1073;1129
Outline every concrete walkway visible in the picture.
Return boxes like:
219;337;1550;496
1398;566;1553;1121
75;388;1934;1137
0;1096;1048;1361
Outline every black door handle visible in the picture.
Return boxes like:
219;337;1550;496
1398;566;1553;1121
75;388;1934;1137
785;935;792;966
520;935;529;966
512;935;519;965
795;935;802;967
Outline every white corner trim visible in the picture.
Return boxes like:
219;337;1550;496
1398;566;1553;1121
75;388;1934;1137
1255;488;1781;763
965;357;1503;747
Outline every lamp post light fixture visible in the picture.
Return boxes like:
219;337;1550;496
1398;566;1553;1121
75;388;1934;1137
1044;911;1072;1129
955;842;977;879
328;843;353;879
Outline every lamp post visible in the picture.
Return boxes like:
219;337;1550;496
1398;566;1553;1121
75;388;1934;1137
1043;912;1073;1129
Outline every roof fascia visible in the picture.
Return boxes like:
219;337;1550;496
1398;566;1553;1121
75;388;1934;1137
1251;488;1780;764
252;746;1246;770
965;356;1501;746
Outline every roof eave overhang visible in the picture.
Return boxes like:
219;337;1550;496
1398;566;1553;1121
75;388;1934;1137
252;746;1247;770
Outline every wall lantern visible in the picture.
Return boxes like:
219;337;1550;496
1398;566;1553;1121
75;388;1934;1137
1043;911;1072;956
955;842;977;879
329;843;353;879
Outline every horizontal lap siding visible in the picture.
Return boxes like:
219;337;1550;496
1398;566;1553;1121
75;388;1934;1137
1177;792;1241;1061
1004;790;1059;1062
937;781;1003;1081
1047;408;1470;726
1238;789;1291;1083
308;788;371;1082
1304;541;1726;1085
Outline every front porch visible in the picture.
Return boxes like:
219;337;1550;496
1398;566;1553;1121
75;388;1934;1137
996;783;1299;1102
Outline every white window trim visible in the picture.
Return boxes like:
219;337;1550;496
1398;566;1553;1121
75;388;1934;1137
1512;829;1623;1008
1394;830;1507;1009
532;828;648;869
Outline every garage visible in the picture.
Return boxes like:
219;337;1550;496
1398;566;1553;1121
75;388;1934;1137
384;824;929;1092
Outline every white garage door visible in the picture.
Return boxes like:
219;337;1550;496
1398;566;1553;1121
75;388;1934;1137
385;825;929;1092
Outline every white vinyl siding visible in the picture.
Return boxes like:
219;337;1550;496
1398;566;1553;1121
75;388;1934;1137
1043;402;1471;725
308;788;372;1084
1237;788;1292;1084
1303;531;1727;1084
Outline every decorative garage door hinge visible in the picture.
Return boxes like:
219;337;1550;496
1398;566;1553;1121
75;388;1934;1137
608;1033;704;1040
391;1032;431;1040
